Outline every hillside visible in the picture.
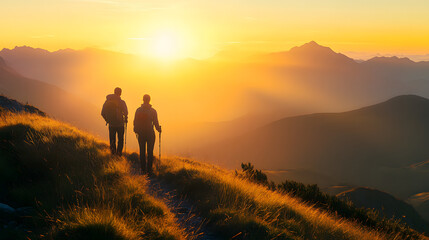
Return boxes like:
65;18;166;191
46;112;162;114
0;95;45;116
337;187;428;232
203;95;429;198
0;46;153;108
408;193;429;222
0;111;188;239
0;56;106;138
0;97;424;239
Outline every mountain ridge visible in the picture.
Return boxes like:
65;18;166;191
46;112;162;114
4;42;429;64
0;56;106;138
256;41;358;66
337;187;429;232
364;56;415;64
202;94;429;198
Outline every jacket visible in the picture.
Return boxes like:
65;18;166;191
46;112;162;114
102;94;128;127
133;103;161;133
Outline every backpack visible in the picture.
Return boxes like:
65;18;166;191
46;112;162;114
134;107;153;133
102;98;122;125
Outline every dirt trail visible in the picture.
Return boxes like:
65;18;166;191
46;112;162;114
147;178;219;240
128;160;219;240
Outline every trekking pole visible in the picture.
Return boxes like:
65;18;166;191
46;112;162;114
158;128;162;165
124;122;127;154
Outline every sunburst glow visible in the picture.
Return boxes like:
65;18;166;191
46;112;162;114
152;31;181;60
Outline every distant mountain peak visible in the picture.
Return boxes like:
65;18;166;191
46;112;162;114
385;94;429;104
268;41;357;66
364;56;415;64
290;41;334;53
352;95;429;115
0;45;50;55
256;40;356;66
302;40;323;48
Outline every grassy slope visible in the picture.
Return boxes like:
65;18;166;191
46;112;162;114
0;112;186;240
155;158;424;240
0;112;425;240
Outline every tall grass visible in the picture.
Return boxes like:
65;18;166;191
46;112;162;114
237;162;424;238
1;111;425;239
155;157;424;240
0;112;186;239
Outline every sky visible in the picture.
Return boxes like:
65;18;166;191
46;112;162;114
2;0;429;60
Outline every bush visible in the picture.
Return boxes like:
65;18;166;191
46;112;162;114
236;163;276;190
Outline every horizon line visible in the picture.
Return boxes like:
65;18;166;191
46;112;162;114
2;42;429;62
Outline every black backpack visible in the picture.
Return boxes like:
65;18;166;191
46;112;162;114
102;98;122;125
134;107;153;133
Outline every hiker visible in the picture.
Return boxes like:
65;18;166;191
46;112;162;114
133;94;161;175
101;87;128;156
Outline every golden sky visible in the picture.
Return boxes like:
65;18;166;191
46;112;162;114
2;0;429;59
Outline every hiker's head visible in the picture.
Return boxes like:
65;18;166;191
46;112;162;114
143;94;151;104
114;87;122;96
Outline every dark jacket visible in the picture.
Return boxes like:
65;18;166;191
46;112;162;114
102;94;128;127
133;103;161;133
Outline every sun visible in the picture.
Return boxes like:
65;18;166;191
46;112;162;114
152;31;181;60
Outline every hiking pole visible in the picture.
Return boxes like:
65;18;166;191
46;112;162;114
158;127;162;166
124;122;127;154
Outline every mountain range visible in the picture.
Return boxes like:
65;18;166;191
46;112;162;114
2;41;429;233
3;42;429;164
337;187;428;232
203;95;429;199
0;56;106;138
408;192;429;222
4;41;429;115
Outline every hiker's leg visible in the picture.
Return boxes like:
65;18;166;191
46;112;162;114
108;126;116;155
147;131;155;174
117;126;124;156
138;134;147;173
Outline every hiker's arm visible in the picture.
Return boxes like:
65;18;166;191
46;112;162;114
133;109;138;133
153;110;161;133
101;102;108;124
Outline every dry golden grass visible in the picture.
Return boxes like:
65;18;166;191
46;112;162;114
155;157;424;240
0;112;186;240
1;112;424;239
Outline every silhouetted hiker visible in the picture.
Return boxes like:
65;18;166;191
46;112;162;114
101;87;128;156
133;94;161;175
